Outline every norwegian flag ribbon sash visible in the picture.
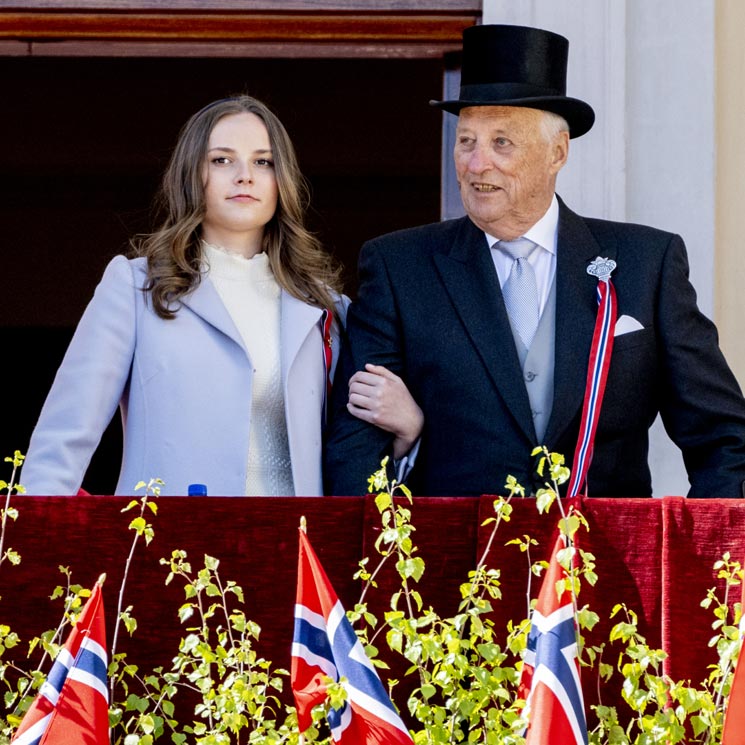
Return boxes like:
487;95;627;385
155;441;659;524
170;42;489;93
12;580;108;745
321;308;334;424
567;259;618;498
291;528;413;745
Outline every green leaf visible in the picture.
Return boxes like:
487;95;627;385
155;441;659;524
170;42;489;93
375;491;392;513
535;489;554;514
420;682;436;700
5;549;21;566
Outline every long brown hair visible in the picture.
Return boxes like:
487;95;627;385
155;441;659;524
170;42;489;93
131;95;342;319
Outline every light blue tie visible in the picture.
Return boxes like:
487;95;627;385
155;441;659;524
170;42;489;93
500;238;539;348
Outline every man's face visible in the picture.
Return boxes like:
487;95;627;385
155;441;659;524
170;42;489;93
454;106;569;239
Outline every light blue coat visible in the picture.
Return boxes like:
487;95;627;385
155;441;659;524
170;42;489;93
22;256;347;496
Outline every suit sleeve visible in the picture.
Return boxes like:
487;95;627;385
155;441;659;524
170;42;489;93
324;240;405;496
657;235;745;497
21;256;138;495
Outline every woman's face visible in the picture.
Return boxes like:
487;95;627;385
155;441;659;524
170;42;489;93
201;112;279;255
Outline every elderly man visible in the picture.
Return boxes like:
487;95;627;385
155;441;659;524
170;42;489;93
324;24;745;498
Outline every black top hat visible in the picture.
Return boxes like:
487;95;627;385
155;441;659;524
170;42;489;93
431;24;595;139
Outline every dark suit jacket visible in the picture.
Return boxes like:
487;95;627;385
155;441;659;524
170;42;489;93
324;200;745;498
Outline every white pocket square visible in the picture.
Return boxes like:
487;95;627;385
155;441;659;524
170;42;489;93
614;314;645;336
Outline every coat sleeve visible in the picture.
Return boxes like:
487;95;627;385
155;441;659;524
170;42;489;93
21;256;138;495
657;235;745;497
324;241;404;496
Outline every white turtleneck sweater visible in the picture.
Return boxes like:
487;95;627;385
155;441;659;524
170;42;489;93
202;242;294;496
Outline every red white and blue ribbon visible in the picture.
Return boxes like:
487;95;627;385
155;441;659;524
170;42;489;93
566;257;618;498
320;308;334;423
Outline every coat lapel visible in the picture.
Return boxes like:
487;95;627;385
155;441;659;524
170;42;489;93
543;200;618;445
180;276;324;380
433;217;536;440
180;276;247;352
280;291;323;387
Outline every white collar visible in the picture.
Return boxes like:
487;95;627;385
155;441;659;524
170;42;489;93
484;194;559;254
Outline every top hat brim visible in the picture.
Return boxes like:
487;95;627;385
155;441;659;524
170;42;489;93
430;95;595;139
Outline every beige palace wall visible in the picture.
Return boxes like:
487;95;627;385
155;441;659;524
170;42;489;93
716;1;745;386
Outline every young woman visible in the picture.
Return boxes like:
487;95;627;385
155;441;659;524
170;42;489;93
22;95;422;496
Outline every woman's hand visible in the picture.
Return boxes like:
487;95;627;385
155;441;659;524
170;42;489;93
347;363;424;459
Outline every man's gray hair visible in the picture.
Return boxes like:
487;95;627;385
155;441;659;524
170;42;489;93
541;110;570;141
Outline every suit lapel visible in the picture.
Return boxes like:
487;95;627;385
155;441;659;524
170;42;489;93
544;200;618;445
433;217;536;440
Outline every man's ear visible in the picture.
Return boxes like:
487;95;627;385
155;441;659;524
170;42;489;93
550;130;570;174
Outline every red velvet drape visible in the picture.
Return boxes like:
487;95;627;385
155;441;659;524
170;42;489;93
2;495;743;725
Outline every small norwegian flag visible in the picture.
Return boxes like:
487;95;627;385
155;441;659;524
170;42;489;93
519;533;588;745
722;572;745;745
12;578;108;745
291;526;413;745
